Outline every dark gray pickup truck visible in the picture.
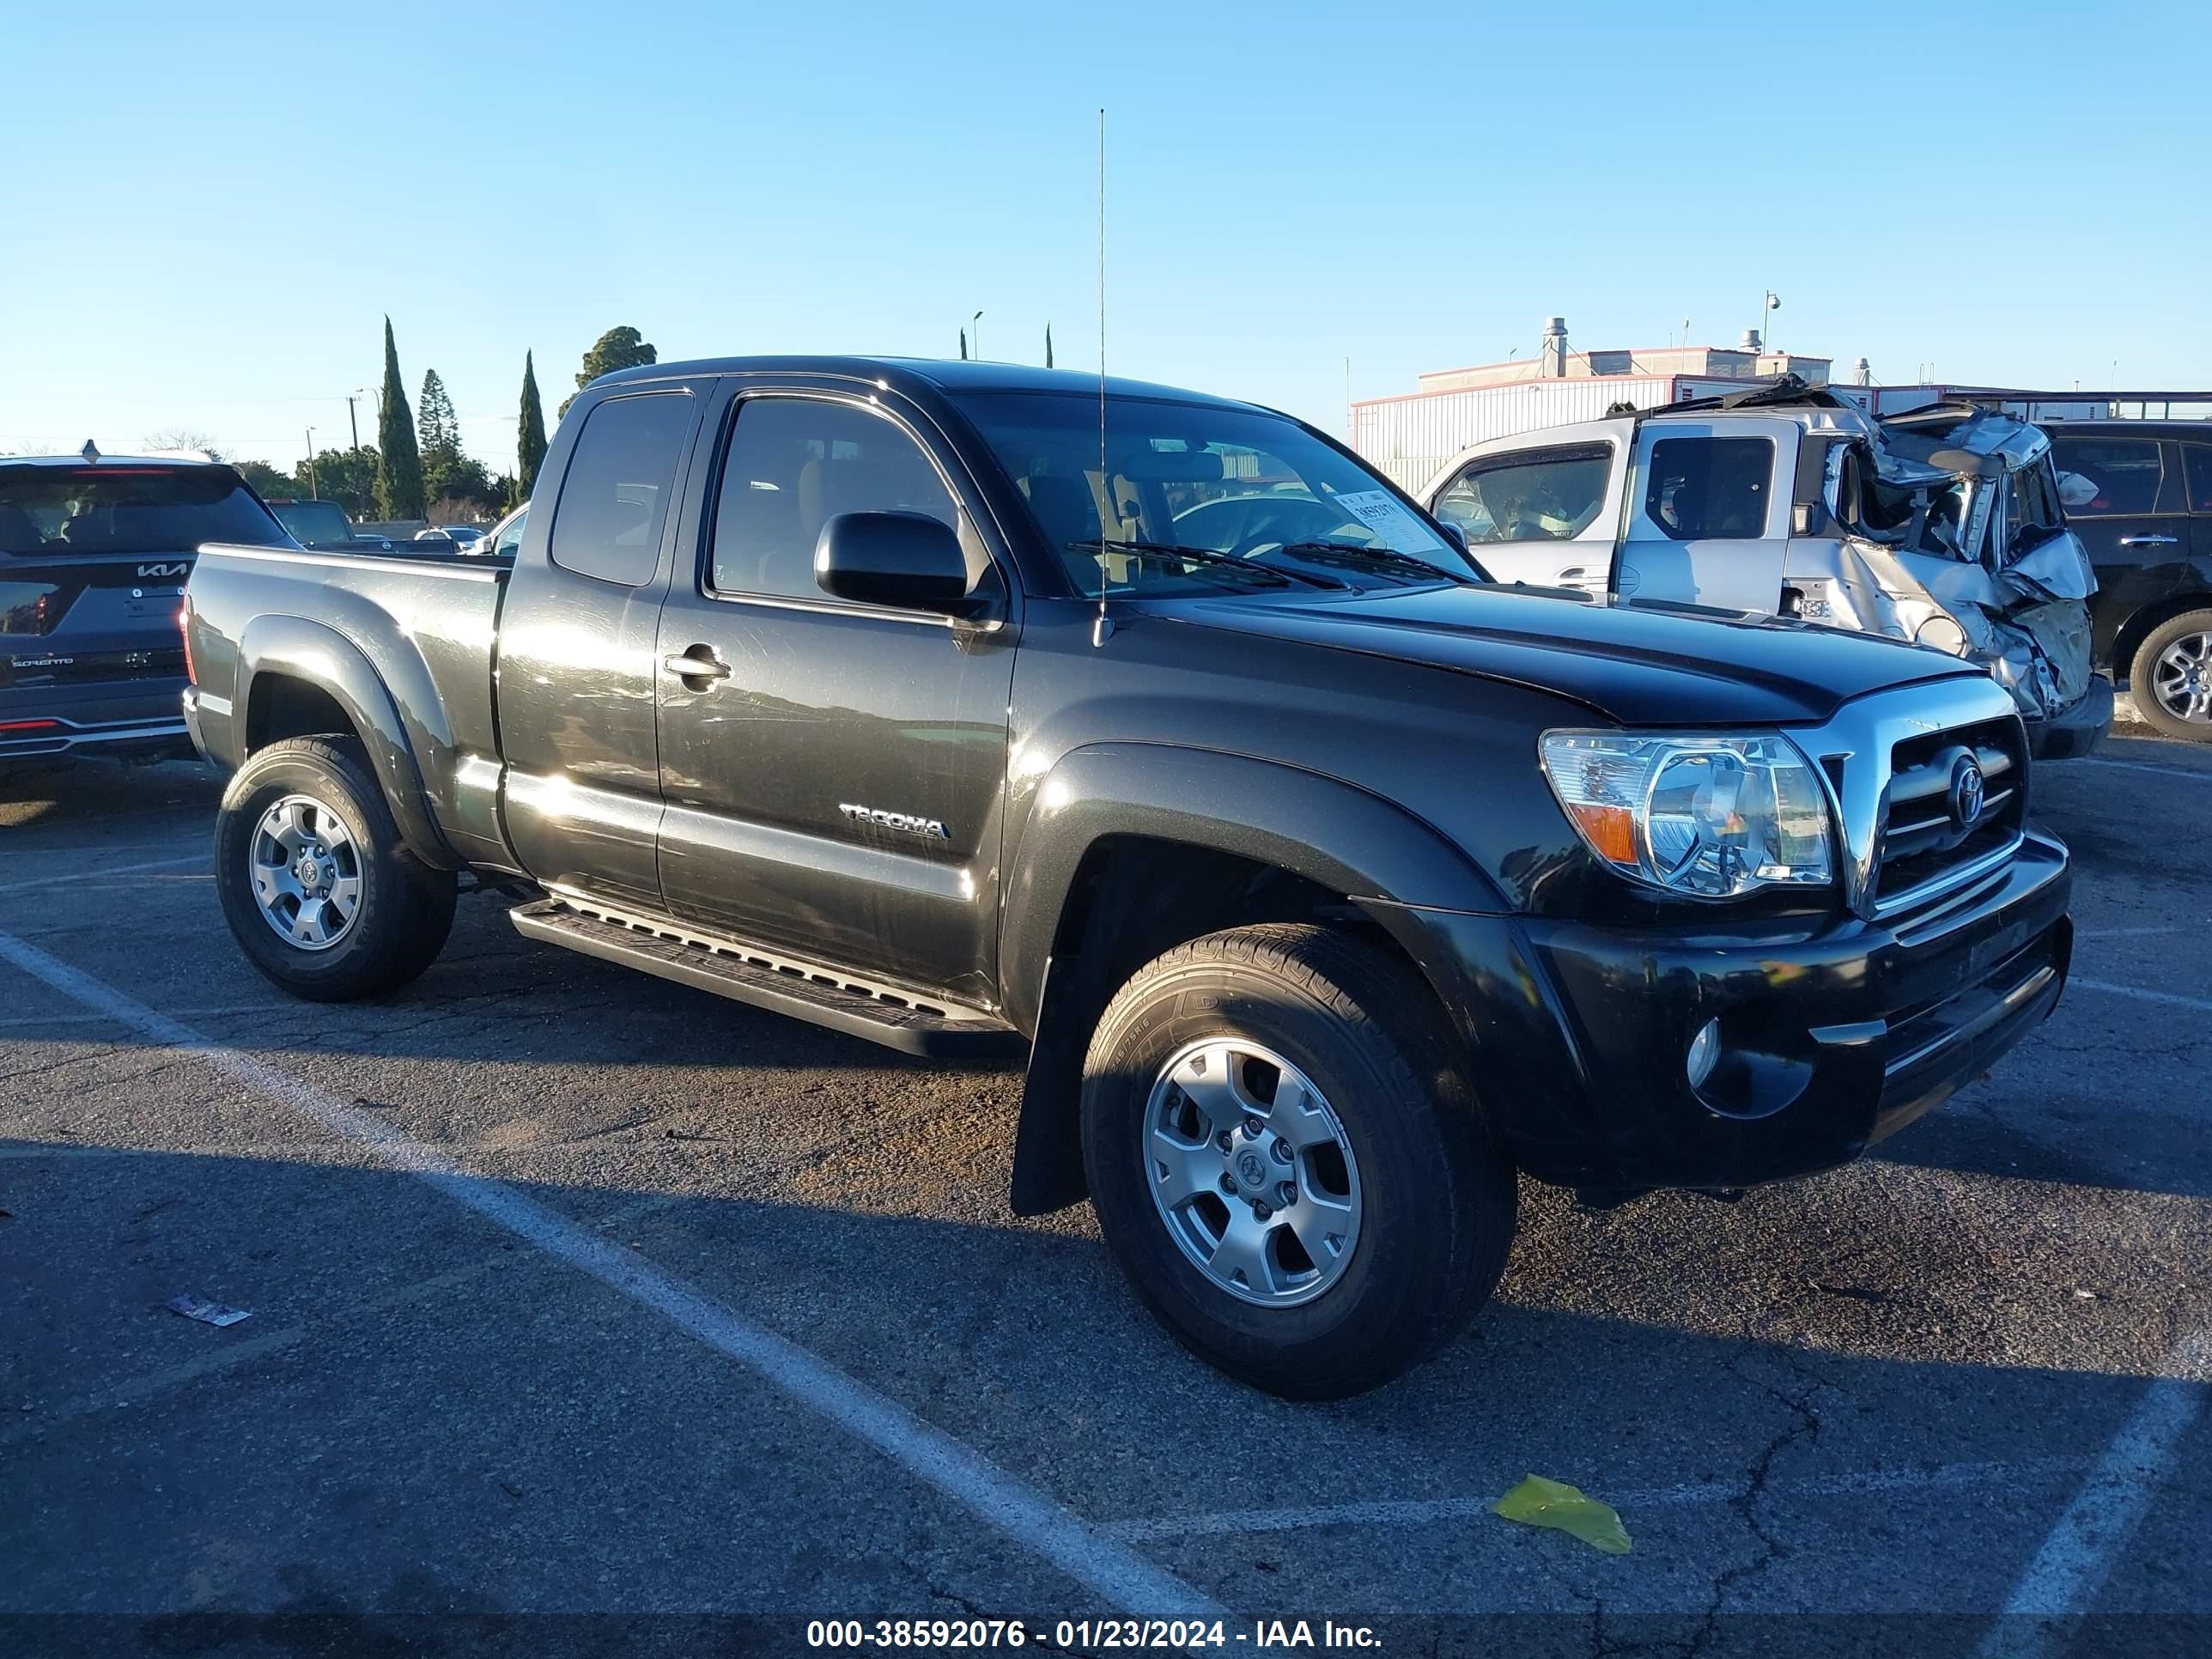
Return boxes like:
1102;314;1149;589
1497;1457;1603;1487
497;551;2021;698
182;356;2072;1396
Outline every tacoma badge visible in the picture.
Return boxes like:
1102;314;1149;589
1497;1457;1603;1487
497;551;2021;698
839;803;951;840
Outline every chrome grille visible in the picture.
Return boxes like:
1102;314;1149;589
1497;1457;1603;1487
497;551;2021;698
1872;716;2027;908
1788;677;2028;922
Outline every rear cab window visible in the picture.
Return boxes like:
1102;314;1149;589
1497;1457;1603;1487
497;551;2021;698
546;392;695;586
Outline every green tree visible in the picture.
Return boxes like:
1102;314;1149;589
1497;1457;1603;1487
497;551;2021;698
234;459;293;498
516;351;548;499
374;318;424;520
300;447;381;518
417;369;459;454
559;325;656;416
417;368;473;507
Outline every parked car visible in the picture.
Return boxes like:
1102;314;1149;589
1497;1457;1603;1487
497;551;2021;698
2044;421;2212;739
264;497;394;553
1421;380;2112;758
480;503;528;558
413;525;486;552
180;357;2071;1397
3;447;289;769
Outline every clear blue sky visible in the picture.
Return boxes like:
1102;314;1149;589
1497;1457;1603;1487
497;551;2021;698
4;0;2204;471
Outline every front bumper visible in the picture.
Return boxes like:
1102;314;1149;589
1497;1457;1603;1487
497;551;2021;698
1376;830;2071;1194
0;677;194;763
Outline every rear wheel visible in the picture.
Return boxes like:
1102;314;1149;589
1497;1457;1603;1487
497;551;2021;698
1080;924;1516;1399
214;737;456;1000
2130;609;2212;741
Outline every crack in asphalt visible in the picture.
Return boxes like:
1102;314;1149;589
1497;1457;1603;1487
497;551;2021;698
1682;1354;1831;1659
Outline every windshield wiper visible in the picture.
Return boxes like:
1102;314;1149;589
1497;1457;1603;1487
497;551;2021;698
1272;541;1474;585
1065;538;1343;590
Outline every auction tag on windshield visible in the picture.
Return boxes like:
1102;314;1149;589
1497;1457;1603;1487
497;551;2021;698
1329;489;1434;550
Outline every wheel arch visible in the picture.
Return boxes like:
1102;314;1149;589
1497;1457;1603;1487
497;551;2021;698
1000;743;1506;1215
2115;592;2212;694
235;616;459;869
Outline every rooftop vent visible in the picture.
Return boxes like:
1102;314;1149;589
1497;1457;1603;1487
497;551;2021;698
1541;316;1569;378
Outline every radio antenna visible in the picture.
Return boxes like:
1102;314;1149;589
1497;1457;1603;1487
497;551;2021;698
1093;106;1112;647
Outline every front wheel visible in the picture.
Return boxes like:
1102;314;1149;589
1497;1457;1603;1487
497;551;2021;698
1080;924;1516;1399
214;736;457;1001
2130;609;2212;741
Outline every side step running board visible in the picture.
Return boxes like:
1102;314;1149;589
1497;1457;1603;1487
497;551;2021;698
508;896;1026;1060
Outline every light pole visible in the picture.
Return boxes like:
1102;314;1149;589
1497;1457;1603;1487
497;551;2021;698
972;311;984;362
304;428;318;497
1759;291;1780;354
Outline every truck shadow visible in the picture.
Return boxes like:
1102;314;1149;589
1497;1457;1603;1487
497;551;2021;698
3;1137;2204;1631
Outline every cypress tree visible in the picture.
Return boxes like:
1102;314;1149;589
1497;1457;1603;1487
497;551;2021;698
374;318;424;520
517;351;548;498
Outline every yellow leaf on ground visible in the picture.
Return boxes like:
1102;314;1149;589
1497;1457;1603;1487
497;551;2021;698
1492;1474;1632;1554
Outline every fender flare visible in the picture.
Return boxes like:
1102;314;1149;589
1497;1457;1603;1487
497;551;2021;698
234;614;458;869
999;742;1506;1032
997;743;1509;1215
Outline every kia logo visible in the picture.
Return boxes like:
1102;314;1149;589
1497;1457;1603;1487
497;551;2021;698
1948;757;1986;832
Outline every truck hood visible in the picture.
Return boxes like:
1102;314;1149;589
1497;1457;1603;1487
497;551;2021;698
1156;584;1975;727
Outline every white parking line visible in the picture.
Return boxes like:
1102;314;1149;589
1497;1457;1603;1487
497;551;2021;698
1105;1456;2092;1541
2069;976;2212;1015
0;925;1221;1620
2074;927;2180;941
0;854;210;895
1976;1331;2211;1658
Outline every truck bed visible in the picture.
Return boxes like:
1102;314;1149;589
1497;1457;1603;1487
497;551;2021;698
181;542;515;870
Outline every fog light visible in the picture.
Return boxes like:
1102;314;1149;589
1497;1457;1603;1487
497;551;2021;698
1686;1018;1722;1090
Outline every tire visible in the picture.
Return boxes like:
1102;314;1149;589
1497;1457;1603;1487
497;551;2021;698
214;736;457;1001
2128;609;2212;741
1079;923;1516;1399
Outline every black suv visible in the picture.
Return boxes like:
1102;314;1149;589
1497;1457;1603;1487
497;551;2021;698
2047;422;2212;739
2;453;289;769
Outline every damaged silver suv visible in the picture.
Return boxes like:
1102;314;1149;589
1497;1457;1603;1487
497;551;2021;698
1424;380;2112;757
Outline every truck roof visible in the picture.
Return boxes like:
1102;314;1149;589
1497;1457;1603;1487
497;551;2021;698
594;355;1267;413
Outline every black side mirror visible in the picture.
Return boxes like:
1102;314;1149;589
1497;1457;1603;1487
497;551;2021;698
815;511;975;614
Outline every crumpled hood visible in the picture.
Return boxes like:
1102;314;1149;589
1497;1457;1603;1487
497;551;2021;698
1156;584;1975;727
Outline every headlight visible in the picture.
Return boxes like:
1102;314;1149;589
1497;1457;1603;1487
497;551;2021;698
1915;616;1969;656
1539;732;1834;898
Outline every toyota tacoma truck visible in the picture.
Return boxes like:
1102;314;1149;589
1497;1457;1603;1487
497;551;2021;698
180;356;2072;1398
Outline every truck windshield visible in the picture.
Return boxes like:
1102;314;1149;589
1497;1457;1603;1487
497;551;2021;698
0;465;289;556
952;392;1482;596
269;501;360;550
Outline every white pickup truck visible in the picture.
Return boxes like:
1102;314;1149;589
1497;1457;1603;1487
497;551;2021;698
1420;380;2112;757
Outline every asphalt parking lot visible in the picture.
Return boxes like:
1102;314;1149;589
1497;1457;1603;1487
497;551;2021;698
3;737;2208;1656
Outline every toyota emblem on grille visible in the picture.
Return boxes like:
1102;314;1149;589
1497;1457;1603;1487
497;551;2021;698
1948;757;1986;831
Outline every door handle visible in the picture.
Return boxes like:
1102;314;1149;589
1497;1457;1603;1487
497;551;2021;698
663;649;732;681
2118;534;2179;547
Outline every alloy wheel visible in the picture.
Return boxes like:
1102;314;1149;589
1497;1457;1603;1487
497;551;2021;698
249;793;366;951
1143;1036;1363;1308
